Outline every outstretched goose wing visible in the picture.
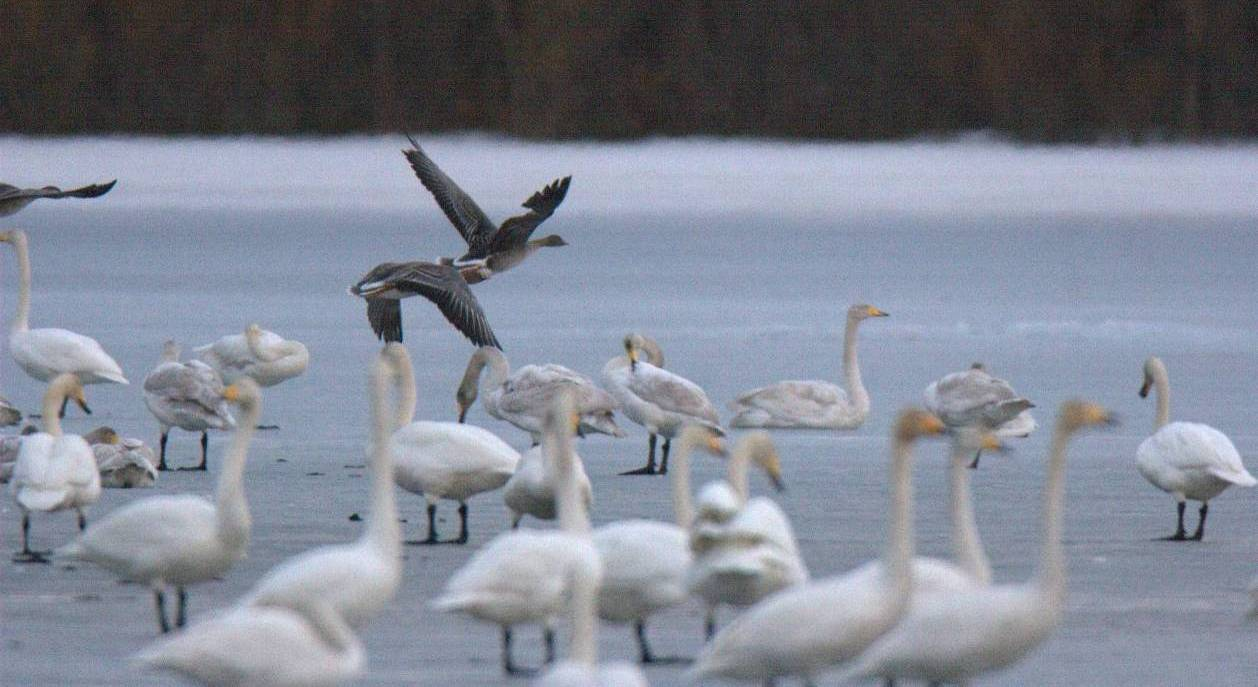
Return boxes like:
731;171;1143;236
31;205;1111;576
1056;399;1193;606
353;261;501;349
402;135;497;256
483;176;571;255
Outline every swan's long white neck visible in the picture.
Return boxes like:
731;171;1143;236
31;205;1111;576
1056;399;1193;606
366;355;401;555
949;439;991;584
1034;424;1077;603
726;442;752;504
547;414;590;536
304;602;365;663
390;347;418;427
843;316;869;415
669;432;702;529
882;432;916;605
216;395;259;554
567;557;600;665
8;232;31;333
40;376;76;437
1149;362;1170;432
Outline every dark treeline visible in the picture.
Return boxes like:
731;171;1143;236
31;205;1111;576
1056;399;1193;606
3;1;1256;141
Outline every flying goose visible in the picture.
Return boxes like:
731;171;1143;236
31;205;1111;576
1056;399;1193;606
0;180;116;216
350;261;501;348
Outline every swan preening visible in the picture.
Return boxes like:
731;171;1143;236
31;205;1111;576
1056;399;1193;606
433;390;598;674
195;324;309;388
593;424;725;663
10;373;98;563
691;409;948;683
60;379;260;633
729;304;888;429
85;426;159;488
242;345;401;628
1136;357;1255;541
1;230;128;396
845;401;1115;685
385;343;519;544
604;334;722;475
925;361;1036;468
457;346;623;442
0;179;116;216
143;340;236;471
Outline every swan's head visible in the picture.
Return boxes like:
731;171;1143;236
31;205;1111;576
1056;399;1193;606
1058;400;1117;431
83;426;121;445
894;408;947;442
536;234;568;248
735;431;786;492
50;373;91;415
0;229;27;247
222;378;262;409
1139;357;1166;398
970;361;986;371
678;424;727;458
849;304;890;321
953;426;1005;456
544;389;582;438
624;334;643;370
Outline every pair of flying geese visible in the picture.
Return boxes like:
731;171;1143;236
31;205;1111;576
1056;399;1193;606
351;136;572;348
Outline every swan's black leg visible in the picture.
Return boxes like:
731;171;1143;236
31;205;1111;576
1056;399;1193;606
705;608;717;640
408;504;441;544
1190;502;1208;541
884;679;896;687
511;515;521;530
1160;502;1188;540
199;432;208;470
155;590;171;633
968;450;982;469
544;626;556;664
501;626;518;674
660;438;672;474
157;431;169;471
77;509;87;531
456;502;469;544
620;434;658;475
176;587;188;628
636;620;655;663
13;513;49;563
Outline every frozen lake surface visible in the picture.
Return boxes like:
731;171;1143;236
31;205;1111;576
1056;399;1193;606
2;137;1258;685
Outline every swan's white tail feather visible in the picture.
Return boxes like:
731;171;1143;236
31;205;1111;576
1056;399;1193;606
1211;465;1257;487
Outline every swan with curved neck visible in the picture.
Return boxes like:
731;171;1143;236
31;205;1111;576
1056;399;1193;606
388;343;519;544
242;346;402;627
0;229;128;391
603;333;722;475
143;340;236;471
433;391;602;675
691;409;947;684
1136;356;1255;540
688;431;806;638
60;380;261;633
845;401;1115;684
10;373;97;563
728;304;887;429
592;425;725;662
457;346;623;442
195;323;309;388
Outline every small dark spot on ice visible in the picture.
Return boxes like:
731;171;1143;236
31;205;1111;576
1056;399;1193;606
348;513;362;521
74;593;101;602
276;458;288;463
343;464;365;469
306;471;324;476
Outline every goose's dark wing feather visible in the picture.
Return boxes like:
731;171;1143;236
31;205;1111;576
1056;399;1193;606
353;261;501;349
402;135;496;256
0;179;117;201
484;176;571;255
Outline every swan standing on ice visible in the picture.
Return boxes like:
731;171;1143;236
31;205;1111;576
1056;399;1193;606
432;391;597;674
925;361;1036;468
457;346;624;442
502;442;592;529
84;426;159;489
242;346;401;627
603;334;722;475
134;600;365;687
196;324;309;388
387;343;518;544
0;179;115;216
10;373;97;563
690;409;948;684
0;230;128;407
592;424;725;663
59;380;261;633
728;304;888;429
1136;356;1256;540
143;340;235;471
687;432;806;638
844;401;1115;685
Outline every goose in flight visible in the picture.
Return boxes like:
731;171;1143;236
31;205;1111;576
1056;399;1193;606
350;261;501;347
0;180;116;217
403;135;570;284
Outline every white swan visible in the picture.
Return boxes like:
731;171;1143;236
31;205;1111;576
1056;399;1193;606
687;432;807;638
925;361;1036;468
689;409;948;683
59;379;260;633
503;443;593;528
144;340;236;471
728;304;887;428
592;425;725;663
1137;356;1256;540
385;343;519;544
134;600;365;687
10;373;98;563
603;333;722;475
242;345;401;627
196;323;309;388
457;346;624;442
844;401;1115;685
1;230;128;395
433;391;600;675
84;426;158;489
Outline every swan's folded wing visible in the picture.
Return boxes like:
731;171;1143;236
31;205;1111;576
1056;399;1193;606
626;366;719;424
403;135;497;255
733;381;846;416
483;176;571;255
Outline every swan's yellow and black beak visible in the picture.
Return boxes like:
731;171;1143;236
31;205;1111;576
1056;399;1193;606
867;306;889;318
1138;375;1152;398
222;384;241;402
457;402;468;424
75;392;91;415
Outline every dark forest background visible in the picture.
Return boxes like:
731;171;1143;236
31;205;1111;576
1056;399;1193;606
3;1;1256;141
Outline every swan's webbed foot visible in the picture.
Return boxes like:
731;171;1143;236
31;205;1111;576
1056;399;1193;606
500;626;540;676
154;590;172;634
968;450;982;469
12;550;51;564
255;424;280;430
636;620;690;663
407;503;447;544
619;463;658;476
455;503;470;544
1158;502;1189;541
